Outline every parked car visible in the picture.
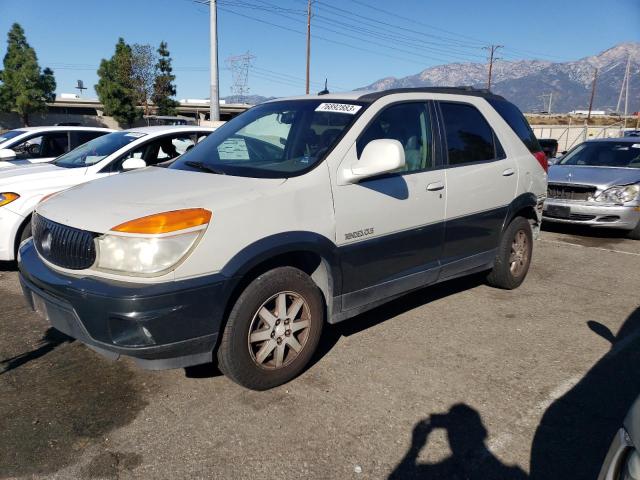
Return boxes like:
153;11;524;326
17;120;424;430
623;130;640;138
543;138;640;238
0;125;214;261
18;87;547;390
0;126;113;167
598;395;640;480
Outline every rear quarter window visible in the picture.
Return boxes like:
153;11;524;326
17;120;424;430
487;98;541;153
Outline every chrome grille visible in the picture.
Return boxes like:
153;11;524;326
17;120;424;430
32;214;97;270
547;183;596;201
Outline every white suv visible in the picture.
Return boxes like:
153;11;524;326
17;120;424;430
18;88;547;390
0;126;214;261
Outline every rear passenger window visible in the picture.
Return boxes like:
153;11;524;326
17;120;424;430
487;98;541;153
70;131;108;149
440;102;496;165
357;102;433;173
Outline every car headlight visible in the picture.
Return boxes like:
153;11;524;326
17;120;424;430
95;208;211;276
594;184;640;204
0;192;19;207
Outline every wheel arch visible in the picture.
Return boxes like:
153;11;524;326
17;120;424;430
502;192;539;231
219;232;341;325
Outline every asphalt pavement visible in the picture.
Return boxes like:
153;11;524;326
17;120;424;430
1;224;639;479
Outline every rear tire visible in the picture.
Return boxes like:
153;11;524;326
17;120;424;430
217;267;324;390
626;220;640;240
486;216;533;290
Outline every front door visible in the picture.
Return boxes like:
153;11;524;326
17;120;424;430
333;101;446;311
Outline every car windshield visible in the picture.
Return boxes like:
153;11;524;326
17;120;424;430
53;131;147;168
0;130;26;144
559;142;640;168
170;100;366;178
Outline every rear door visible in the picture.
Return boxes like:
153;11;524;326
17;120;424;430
436;100;517;276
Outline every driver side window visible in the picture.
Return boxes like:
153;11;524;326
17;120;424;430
356;103;433;174
13;132;70;159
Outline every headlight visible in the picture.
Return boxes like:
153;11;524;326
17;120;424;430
95;208;211;276
0;192;19;207
594;184;640;204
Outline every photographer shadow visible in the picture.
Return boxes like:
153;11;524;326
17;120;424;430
389;404;527;480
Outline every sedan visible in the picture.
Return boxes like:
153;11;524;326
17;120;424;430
543;138;640;239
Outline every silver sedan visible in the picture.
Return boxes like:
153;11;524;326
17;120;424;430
543;138;640;239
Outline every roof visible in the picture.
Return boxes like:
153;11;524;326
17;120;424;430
125;125;216;134
10;126;113;132
267;87;507;104
585;137;640;143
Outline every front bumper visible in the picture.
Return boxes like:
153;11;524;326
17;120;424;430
18;240;233;370
543;199;640;230
0;206;25;261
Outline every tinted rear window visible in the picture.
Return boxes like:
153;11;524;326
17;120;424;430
487;98;541;153
440;102;495;164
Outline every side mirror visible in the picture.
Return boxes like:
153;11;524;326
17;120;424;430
0;148;16;161
547;158;558;166
121;157;147;171
343;139;405;183
560;151;567;156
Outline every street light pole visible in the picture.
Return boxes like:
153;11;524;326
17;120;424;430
209;0;220;122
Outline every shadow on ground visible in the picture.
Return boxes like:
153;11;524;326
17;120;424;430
529;306;640;479
0;328;73;375
389;404;527;480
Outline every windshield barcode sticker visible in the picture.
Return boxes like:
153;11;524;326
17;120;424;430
315;103;362;115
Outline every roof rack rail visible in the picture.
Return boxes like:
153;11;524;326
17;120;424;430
358;87;505;102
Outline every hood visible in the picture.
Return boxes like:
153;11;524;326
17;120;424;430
0;163;86;192
37;167;287;232
0;159;36;170
548;165;640;189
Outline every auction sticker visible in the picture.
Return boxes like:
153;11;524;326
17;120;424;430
315;103;362;115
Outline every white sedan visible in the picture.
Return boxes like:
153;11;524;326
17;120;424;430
0;126;113;167
0;125;215;261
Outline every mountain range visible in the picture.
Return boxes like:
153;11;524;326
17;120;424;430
358;42;640;114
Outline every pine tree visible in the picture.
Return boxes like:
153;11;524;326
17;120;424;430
152;41;179;116
0;23;56;126
95;38;140;127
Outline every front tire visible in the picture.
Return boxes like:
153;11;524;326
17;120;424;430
486;216;533;290
217;267;324;390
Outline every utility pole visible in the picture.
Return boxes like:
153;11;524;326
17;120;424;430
616;56;631;114
306;0;312;94
209;0;220;122
587;67;598;122
624;56;631;129
540;93;553;115
483;44;503;90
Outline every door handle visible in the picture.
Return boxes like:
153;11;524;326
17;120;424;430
502;168;515;177
426;181;445;191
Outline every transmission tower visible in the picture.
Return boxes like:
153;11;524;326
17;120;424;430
226;52;256;104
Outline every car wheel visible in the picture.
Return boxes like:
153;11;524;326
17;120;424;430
217;266;324;390
626;220;640;240
14;218;32;257
486;216;533;290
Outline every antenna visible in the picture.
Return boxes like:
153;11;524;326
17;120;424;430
75;80;87;97
226;52;256;104
318;79;329;95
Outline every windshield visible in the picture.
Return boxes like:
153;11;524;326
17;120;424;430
53;131;147;168
170;100;365;178
559;142;640;168
0;130;26;145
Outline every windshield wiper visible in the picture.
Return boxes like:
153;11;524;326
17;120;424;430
185;161;226;175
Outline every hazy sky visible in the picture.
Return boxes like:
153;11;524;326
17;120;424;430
1;0;638;99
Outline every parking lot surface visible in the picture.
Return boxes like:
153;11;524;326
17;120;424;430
1;225;640;479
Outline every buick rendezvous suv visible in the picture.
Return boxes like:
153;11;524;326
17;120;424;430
18;88;547;390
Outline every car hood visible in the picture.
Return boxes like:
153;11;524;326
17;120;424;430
548;165;640;188
37;167;287;233
0;163;86;192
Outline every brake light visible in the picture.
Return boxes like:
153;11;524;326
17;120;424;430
533;151;548;173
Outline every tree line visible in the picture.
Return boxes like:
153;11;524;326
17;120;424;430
0;23;180;126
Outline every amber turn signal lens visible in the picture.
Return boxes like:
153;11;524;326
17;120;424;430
112;208;212;234
0;192;19;207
